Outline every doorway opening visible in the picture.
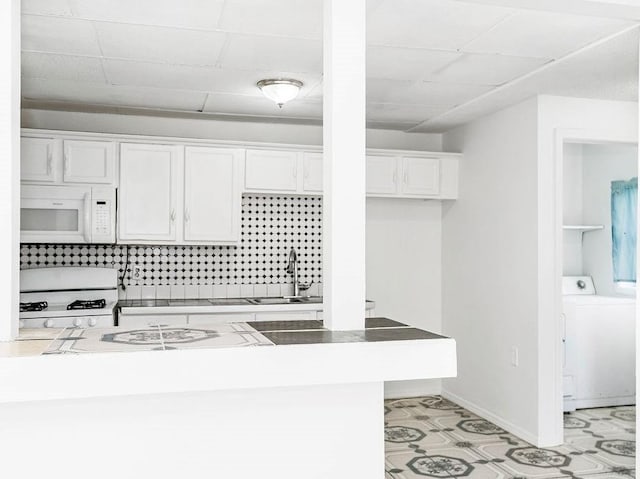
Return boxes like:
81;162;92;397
559;139;637;442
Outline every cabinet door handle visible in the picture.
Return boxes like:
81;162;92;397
63;153;70;176
293;167;297;179
404;170;408;184
184;209;190;222
170;209;176;222
392;169;397;184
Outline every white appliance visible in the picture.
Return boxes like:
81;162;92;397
21;185;116;244
19;267;118;328
562;275;635;411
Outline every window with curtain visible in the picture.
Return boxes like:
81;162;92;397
611;177;637;284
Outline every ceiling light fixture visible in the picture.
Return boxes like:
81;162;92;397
257;79;303;108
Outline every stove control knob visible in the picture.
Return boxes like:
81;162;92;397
88;318;97;327
44;319;53;328
73;318;82;327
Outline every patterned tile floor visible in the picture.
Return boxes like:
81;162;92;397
385;396;635;479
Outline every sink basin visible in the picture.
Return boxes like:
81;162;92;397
295;296;322;304
248;296;323;305
208;298;251;306
168;299;210;306
249;297;299;304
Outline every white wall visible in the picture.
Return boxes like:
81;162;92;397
21;108;443;151
0;383;384;479
441;96;637;447
441;97;541;444
563;144;584;275
0;0;20;341
581;143;638;296
537;96;637;446
366;198;443;398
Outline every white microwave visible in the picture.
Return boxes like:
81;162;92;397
21;185;116;244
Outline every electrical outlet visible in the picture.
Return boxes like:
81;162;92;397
511;347;519;367
132;265;142;282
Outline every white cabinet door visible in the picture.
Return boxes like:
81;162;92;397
63;140;115;184
302;152;323;193
400;157;440;196
366;155;398;195
184;146;242;243
21;137;57;183
245;149;298;192
119;143;180;242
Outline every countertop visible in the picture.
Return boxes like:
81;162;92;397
118;297;376;315
0;317;456;404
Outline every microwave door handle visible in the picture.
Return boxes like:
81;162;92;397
83;193;92;242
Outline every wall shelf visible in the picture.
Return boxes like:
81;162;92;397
562;225;604;232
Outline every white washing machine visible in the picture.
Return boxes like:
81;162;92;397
562;276;635;411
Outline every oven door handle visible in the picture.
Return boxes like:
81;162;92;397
83;192;92;243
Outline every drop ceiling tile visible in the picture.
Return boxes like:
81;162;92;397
367;0;513;50
217;0;322;39
366;120;420;131
366;78;414;103
409;81;494;107
21;15;101;56
367;102;445;123
103;60;222;92
22;0;73;16
220;34;322;73
463;10;634;59
103;59;322;98
203;93;321;119
69;0;225;30
22;78;207;111
94;22;226;66
22;52;106;83
431;53;551;86
367;77;493;106
367;46;462;81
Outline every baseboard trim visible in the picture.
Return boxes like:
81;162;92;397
442;389;539;446
384;379;442;399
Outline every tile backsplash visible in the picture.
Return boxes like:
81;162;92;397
20;195;322;288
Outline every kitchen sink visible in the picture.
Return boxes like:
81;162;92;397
208;298;252;306
248;296;323;305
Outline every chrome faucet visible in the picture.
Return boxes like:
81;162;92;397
286;247;311;297
286;247;300;297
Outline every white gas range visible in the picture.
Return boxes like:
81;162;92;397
19;267;118;329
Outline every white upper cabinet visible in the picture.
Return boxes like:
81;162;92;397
22;136;116;185
399;157;440;196
21;137;57;183
63;140;116;184
366;155;399;195
302;152;323;193
184;146;242;244
118;143;180;242
366;153;459;199
245;149;298;192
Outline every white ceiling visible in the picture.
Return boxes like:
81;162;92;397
20;0;640;132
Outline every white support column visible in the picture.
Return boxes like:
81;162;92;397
322;0;366;331
0;0;21;341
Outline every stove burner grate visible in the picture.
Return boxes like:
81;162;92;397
20;301;48;312
67;299;106;310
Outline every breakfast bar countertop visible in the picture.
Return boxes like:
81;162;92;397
0;317;456;406
2;317;442;357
